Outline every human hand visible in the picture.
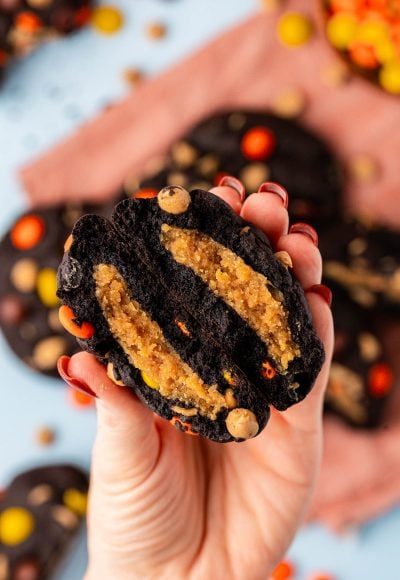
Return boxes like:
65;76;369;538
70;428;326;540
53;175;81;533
58;179;333;580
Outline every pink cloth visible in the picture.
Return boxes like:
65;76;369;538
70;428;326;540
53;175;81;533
20;1;400;530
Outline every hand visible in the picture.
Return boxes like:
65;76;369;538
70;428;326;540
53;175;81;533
58;181;333;580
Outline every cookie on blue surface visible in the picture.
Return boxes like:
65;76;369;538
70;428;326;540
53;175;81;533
320;219;400;313
0;464;88;580
0;201;116;377
325;284;394;428
0;0;93;83
135;111;343;226
57;186;325;442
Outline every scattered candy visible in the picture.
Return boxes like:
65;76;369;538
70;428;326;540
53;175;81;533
123;67;144;87
368;362;393;397
63;488;87;516
146;21;167;41
91;5;124;35
321;60;351;87
10;258;38;293
36;267;59;308
68;387;95;408
348;154;380;183
278;12;313;47
259;0;284;12
323;1;400;94
270;559;295;579
272;88;306;118
35;426;56;446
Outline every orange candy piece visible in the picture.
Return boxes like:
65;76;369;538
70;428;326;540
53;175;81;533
262;361;277;380
15;11;42;32
64;234;73;252
368;362;393;397
132;188;158;199
170;417;198;436
270;559;295;579
68;388;95;408
59;305;95;339
349;42;379;69
10;214;45;251
241;127;276;161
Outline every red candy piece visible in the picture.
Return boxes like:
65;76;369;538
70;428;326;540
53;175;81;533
15;11;42;32
241;127;276;161
368;363;393;397
10;214;45;251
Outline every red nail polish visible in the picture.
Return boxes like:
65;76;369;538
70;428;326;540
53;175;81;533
218;175;245;203
306;284;332;307
289;222;319;246
257;182;289;208
57;355;97;398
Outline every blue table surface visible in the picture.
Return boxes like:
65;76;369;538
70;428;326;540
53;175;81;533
0;1;399;578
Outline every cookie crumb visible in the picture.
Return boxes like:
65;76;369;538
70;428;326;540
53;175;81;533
146;22;167;40
123;68;144;87
35;426;56;447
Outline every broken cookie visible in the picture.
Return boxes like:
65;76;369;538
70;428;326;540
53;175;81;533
57;187;325;442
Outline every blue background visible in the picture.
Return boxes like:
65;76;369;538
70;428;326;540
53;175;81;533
0;1;398;578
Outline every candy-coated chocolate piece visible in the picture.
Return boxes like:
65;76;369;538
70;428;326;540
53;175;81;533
241;126;276;161
58;304;95;339
0;294;25;325
91;5;124;35
62;488;87;516
368;362;393;397
270;559;295;579
37;267;60;308
0;507;35;546
278;12;313;47
10;214;45;251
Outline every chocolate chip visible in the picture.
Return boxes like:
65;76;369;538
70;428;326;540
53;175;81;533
59;256;83;291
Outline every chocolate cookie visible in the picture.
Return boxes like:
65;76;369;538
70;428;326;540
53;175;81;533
0;0;93;83
320;219;400;313
0;201;116;377
135;111;343;226
0;464;88;580
325;284;394;428
57;186;325;442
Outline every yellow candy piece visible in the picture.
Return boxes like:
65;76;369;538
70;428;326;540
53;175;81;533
278;12;313;47
355;20;388;46
63;488;88;517
141;370;159;390
37;268;60;308
91;6;124;35
379;60;400;94
375;40;397;64
0;507;35;546
326;13;358;50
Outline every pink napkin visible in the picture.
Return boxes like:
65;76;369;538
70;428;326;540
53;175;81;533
20;1;400;530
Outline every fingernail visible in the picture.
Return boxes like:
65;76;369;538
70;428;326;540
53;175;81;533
257;182;288;208
218;175;245;203
57;355;98;398
306;284;332;307
289;222;319;246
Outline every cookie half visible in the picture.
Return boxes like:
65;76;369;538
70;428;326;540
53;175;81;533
58;187;325;442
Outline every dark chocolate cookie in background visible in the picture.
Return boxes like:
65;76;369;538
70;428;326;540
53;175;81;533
320;218;400;314
57;186;324;442
325;283;394;428
0;464;88;580
0;0;93;83
134;111;343;227
0;200;116;378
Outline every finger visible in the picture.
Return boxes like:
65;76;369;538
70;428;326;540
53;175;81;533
59;352;159;479
276;228;322;290
240;191;289;245
281;292;334;428
209;186;242;214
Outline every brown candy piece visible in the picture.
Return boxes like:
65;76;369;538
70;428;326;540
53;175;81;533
0;295;26;325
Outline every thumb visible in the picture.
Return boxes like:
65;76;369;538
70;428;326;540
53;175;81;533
58;352;160;483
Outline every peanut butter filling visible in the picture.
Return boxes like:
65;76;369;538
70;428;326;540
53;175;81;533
93;264;230;420
161;225;300;371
